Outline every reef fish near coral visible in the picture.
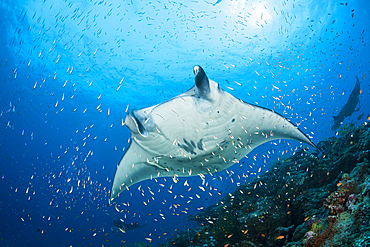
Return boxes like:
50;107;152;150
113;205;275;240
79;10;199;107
109;65;317;204
331;76;361;130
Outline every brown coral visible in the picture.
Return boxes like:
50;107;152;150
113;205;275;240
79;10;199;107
304;222;336;247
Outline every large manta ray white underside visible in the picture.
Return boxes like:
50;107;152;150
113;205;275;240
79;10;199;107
109;65;316;204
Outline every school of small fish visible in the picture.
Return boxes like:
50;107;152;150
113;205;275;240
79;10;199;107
0;0;368;246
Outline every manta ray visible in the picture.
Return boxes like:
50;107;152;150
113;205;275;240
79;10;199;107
331;76;361;130
111;218;148;233
109;65;316;204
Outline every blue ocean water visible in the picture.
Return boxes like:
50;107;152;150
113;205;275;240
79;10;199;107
0;0;369;246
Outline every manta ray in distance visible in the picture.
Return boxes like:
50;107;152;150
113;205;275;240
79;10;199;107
111;218;148;233
109;65;317;204
331;76;361;130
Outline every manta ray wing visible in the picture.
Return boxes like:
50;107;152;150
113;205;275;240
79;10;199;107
109;66;316;204
109;141;160;204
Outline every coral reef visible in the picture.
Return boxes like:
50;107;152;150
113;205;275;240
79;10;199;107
161;123;370;247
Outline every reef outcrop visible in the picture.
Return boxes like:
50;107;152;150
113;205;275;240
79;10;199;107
161;123;370;247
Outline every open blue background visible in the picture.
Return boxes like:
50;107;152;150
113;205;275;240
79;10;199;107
0;0;369;246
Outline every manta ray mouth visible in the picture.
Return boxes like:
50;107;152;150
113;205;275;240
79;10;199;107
128;110;148;137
